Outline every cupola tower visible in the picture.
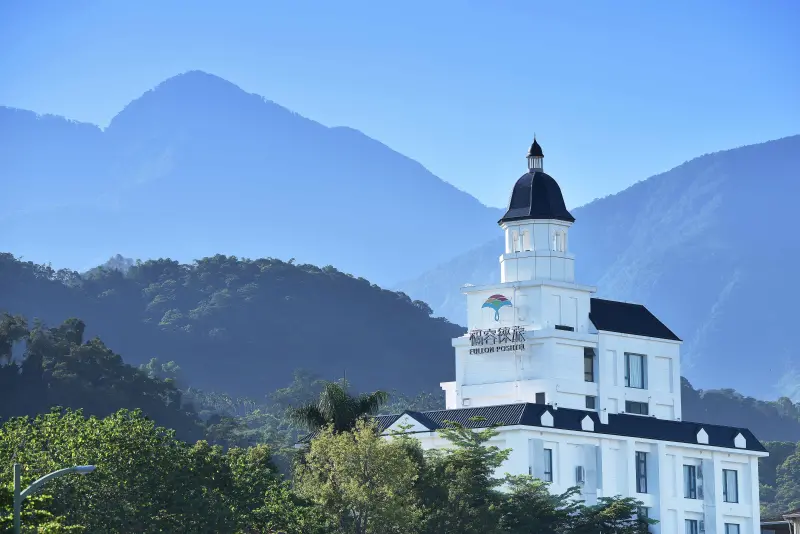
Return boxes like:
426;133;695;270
498;138;575;284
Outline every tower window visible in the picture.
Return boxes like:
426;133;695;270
635;451;648;493
535;392;546;404
584;348;595;382
624;353;647;389
683;465;698;499
543;448;553;482
722;469;739;503
625;401;649;415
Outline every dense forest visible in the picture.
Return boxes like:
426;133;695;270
0;253;463;397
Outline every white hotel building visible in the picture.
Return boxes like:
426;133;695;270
380;139;767;534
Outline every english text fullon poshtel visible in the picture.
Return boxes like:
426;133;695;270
468;344;525;355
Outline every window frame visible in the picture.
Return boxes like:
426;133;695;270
585;395;596;410
543;448;553;482
625;400;649;415
685;519;699;534
624;352;647;389
584;348;595;382
724;524;740;534
635;451;648;493
683;464;697;499
722;469;739;503
535;392;546;405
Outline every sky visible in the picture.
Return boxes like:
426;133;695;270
1;0;799;209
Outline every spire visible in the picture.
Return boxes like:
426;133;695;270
527;136;544;171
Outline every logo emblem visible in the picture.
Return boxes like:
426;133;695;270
482;294;512;321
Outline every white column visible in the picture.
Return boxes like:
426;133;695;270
624;439;637;496
749;456;761;534
672;353;683;420
674;451;685;528
653;443;667;534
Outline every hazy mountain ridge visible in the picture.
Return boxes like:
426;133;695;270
1;70;502;285
396;135;800;400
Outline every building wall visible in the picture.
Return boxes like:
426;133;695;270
389;423;765;534
447;317;681;420
597;331;682;421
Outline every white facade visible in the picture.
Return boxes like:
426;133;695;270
391;141;766;534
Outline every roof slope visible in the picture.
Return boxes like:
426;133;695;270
590;297;681;341
308;403;765;453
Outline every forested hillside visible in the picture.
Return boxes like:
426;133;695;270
0;252;464;397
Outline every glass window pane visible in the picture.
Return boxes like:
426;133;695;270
629;354;644;388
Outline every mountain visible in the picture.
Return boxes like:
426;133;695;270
396;135;800;400
0;71;502;285
0;253;464;397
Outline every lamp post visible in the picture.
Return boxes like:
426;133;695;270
12;462;96;534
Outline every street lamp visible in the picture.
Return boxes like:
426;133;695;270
12;462;96;534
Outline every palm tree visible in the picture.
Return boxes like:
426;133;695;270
289;380;389;433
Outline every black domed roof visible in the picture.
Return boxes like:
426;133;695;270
528;138;543;158
498;171;575;224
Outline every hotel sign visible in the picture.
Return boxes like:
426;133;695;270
468;326;526;354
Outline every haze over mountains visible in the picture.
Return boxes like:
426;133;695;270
397;135;800;401
1;70;502;286
2;70;798;402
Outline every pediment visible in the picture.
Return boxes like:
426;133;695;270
540;410;554;427
386;413;432;434
696;428;709;444
581;415;595;432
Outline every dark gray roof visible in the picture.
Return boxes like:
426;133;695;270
333;403;764;453
528;138;544;158
498;171;575;225
590;298;681;341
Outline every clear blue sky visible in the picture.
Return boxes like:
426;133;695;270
1;0;798;209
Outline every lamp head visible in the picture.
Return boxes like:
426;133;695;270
74;465;96;475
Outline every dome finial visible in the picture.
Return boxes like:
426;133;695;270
527;136;544;171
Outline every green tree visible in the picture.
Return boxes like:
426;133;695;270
288;381;388;433
774;443;800;513
294;419;421;534
419;419;509;534
568;496;655;534
494;475;581;534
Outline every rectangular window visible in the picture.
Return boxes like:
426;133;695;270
625;353;646;389
585;396;596;409
543;448;553;482
635;451;648;493
683;465;697;499
723;469;738;503
685;519;699;534
584;348;595;382
724;524;740;534
625;400;649;415
535;392;546;404
637;506;648;520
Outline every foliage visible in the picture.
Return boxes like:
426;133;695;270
0;408;316;534
420;419;509;534
289;381;388;433
0;313;204;443
761;441;800;517
0;252;465;398
295;420;421;534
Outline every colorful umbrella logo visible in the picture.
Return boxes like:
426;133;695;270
482;294;512;321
